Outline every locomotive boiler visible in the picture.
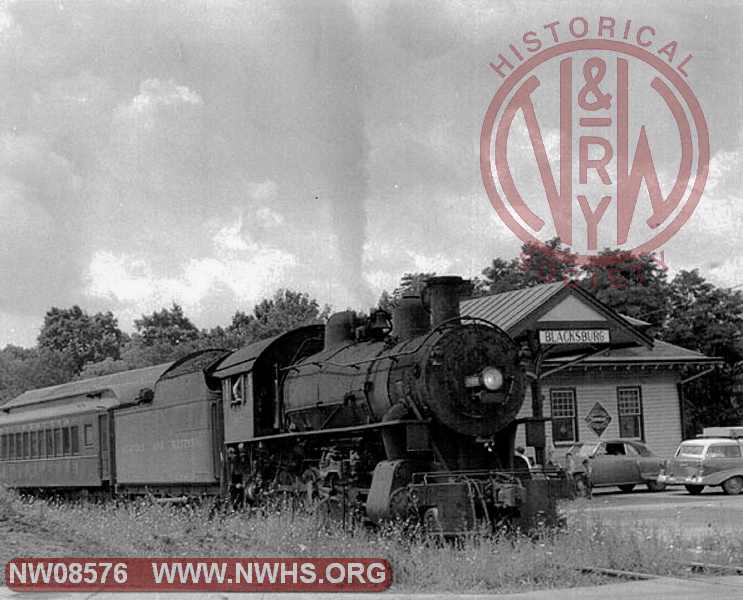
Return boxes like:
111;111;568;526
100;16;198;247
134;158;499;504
217;276;570;533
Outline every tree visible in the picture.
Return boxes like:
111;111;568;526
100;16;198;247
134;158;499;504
0;345;77;404
134;303;199;347
225;311;256;341
663;270;743;363
37;306;123;373
519;238;577;285
580;250;670;335
387;272;437;303
660;270;743;437
246;289;330;341
478;238;577;295
478;257;526;295
77;357;132;380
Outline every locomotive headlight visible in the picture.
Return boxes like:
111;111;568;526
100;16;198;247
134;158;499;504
480;366;504;391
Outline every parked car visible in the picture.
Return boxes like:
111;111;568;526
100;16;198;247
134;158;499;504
657;428;743;495
566;439;667;495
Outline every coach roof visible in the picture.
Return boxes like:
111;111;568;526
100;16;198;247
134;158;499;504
2;363;173;412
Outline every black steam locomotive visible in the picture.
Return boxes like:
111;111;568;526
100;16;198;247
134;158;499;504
0;276;570;534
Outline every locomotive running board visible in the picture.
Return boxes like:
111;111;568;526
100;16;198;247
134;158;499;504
242;419;430;443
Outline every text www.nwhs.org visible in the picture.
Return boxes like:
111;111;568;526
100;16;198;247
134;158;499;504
6;557;392;592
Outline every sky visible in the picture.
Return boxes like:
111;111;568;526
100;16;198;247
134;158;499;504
0;0;741;347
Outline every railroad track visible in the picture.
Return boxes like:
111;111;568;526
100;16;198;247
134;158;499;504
578;561;743;581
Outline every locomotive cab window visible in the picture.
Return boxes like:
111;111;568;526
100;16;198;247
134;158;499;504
227;373;251;408
232;375;243;406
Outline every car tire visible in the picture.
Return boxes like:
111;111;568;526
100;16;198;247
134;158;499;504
646;480;666;492
685;484;704;495
618;484;635;493
722;476;743;495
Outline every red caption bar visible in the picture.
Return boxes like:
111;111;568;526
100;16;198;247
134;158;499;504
5;557;392;592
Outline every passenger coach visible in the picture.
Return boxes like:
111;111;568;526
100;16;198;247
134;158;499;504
0;364;170;491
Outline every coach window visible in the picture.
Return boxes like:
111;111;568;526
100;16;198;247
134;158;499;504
8;434;14;460
22;432;29;459
71;426;79;455
550;388;578;444
617;387;644;440
0;434;6;460
15;433;22;459
84;424;93;446
45;429;53;458
30;431;38;458
62;427;71;456
54;428;62;457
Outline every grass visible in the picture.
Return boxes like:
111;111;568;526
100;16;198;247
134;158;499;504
2;487;743;592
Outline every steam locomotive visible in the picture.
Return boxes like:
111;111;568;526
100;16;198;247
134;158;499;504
0;276;570;534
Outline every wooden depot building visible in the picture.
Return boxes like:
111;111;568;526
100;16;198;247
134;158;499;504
461;282;721;461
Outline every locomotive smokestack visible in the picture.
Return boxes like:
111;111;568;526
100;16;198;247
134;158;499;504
425;276;466;328
392;294;430;341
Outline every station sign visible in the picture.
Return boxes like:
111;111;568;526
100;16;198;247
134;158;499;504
538;329;610;345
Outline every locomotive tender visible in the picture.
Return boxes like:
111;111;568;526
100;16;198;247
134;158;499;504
0;276;570;533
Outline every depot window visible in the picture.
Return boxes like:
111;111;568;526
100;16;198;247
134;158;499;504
617;386;644;440
550;388;578;444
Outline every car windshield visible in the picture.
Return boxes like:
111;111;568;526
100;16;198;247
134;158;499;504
627;442;652;457
676;442;705;457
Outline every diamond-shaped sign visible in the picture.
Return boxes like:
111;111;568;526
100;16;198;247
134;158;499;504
585;402;612;436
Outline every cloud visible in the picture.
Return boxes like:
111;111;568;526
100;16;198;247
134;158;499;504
126;79;202;114
663;136;743;286
86;217;296;330
0;1;741;346
0;134;85;311
247;179;279;202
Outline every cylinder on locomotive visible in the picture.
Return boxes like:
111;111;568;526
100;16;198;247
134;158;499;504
221;276;569;533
